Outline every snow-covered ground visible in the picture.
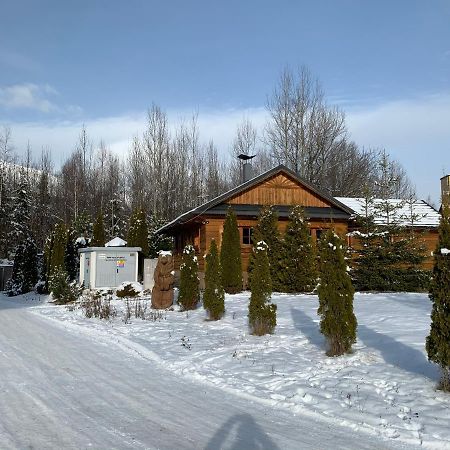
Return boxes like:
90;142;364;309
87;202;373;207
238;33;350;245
0;293;414;450
1;293;450;448
1;290;448;449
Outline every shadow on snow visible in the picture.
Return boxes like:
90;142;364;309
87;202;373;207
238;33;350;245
290;307;325;350
205;413;280;450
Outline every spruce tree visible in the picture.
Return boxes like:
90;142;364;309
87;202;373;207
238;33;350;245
248;241;277;335
249;206;283;291
426;204;450;391
203;239;225;320
220;207;242;294
178;244;200;311
280;205;317;292
317;230;357;356
127;209;150;257
91;213;106;247
7;234;38;296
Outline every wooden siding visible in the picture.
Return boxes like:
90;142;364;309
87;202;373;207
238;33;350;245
228;173;330;207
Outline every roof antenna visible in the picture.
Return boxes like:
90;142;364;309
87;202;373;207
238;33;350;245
238;154;256;183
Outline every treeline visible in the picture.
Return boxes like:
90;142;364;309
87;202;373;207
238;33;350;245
0;66;412;263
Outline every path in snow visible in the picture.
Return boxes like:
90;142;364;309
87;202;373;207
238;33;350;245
0;295;414;450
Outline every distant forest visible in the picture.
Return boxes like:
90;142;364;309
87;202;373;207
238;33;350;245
0;67;412;258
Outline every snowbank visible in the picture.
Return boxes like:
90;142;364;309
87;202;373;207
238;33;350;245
30;292;449;449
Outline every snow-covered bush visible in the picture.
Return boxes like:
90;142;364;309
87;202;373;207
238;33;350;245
248;241;276;335
317;230;357;356
203;239;225;320
81;292;116;320
116;282;141;298
178;245;200;311
49;266;81;304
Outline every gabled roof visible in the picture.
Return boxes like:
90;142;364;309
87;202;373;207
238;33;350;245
158;165;354;234
336;197;441;227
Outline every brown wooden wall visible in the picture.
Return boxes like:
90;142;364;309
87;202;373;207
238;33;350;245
228;173;330;207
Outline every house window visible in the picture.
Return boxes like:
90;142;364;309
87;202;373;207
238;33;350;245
242;227;253;245
315;229;323;241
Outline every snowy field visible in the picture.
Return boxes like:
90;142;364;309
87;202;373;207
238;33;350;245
13;291;450;449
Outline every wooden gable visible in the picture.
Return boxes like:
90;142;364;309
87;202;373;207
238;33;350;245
227;173;330;207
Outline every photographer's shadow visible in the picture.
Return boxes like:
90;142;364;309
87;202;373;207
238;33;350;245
205;413;280;450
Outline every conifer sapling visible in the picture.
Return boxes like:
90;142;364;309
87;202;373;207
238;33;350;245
203;239;225;320
317;230;357;356
178;244;200;311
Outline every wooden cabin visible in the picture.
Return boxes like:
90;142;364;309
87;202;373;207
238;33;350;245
158;164;442;288
158;165;354;288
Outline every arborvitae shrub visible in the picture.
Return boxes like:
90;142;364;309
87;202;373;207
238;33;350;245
65;227;79;281
127;209;150;257
220;208;242;294
426;205;450;391
249;206;283;291
248;241;277;335
178;244;200;311
317;230;357;356
49;223;67;278
91;213;106;247
280;205;317;293
203;239;225;320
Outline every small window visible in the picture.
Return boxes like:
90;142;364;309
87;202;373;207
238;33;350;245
315;229;323;241
242;227;253;245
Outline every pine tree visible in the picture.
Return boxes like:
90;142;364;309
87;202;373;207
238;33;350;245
426;204;450;391
249;206;283;291
220;207;242;294
64;227;79;281
280;205;317;292
248;241;277;335
7;234;38;296
203;239;225;320
72;211;92;241
91;213;106;247
178;244;200;311
127;208;150;257
317;230;357;356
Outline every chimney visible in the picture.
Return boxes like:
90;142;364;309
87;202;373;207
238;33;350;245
441;174;450;206
237;153;256;183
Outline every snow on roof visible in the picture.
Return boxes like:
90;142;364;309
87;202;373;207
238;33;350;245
335;197;441;227
105;237;127;247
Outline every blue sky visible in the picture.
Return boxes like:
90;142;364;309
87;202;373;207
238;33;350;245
1;1;449;202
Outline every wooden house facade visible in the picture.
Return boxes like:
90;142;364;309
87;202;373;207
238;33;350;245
158;165;354;288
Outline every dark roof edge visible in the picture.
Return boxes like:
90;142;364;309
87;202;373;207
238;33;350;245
157;164;354;233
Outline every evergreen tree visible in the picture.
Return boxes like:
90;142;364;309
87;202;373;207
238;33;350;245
203;239;225;320
64;227;79;281
72;211;92;242
8;174;32;253
91;213;106;246
178;244;200;311
426;204;450;391
49;223;67;277
249;206;283;291
317;230;357;356
42;230;55;293
127;208;150;257
352;187;428;292
280;205;317;292
220;207;242;294
7;234;38;296
248;241;276;335
148;212;173;258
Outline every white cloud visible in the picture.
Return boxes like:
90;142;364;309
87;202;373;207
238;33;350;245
0;83;58;112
